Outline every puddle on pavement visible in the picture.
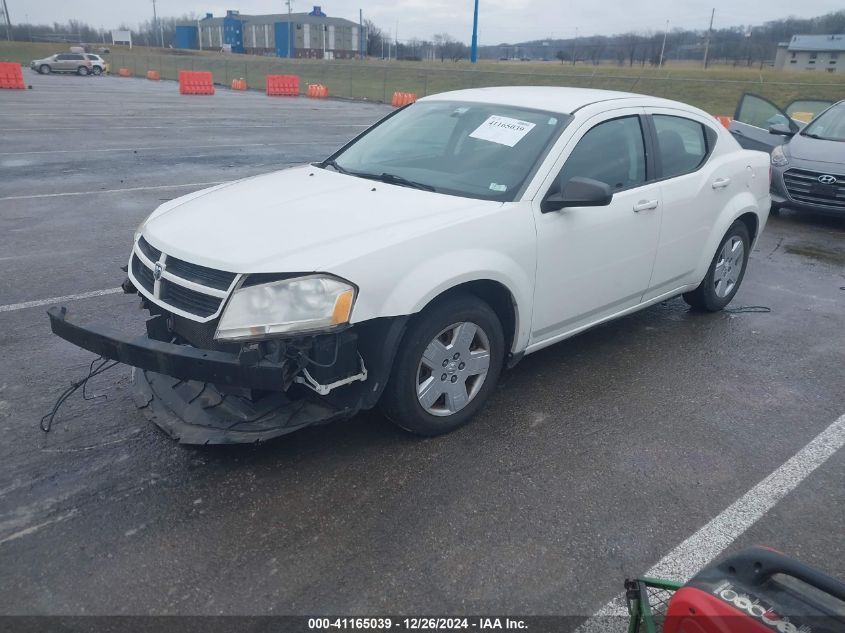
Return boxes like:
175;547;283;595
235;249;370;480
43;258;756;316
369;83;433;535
784;243;845;265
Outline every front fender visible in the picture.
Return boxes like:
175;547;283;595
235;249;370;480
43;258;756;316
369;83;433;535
349;247;534;354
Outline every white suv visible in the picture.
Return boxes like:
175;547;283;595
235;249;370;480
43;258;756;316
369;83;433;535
49;87;771;444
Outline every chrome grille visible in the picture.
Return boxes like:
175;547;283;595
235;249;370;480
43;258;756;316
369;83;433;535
783;169;845;210
130;236;237;321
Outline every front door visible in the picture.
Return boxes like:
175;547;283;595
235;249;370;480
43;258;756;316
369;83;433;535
530;110;661;347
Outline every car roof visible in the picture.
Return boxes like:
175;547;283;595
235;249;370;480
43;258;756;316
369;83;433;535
421;86;685;115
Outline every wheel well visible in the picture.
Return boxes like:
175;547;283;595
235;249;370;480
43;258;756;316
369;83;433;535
737;212;759;242
427;280;518;353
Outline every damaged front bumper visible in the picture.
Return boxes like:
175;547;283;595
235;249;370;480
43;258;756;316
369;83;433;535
47;306;404;444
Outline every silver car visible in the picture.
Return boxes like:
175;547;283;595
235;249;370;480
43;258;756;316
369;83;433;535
84;54;108;75
730;94;844;217
30;53;93;76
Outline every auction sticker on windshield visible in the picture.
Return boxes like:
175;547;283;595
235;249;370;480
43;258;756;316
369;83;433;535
469;115;537;147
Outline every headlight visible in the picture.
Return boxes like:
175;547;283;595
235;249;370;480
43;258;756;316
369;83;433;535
771;145;789;167
215;275;356;341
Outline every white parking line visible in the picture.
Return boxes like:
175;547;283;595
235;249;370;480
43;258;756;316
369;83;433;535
0;124;370;132
576;411;845;632
0;181;224;201
0;288;123;313
0;142;328;156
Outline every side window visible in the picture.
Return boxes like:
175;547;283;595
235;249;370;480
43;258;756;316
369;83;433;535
735;94;789;129
56;54;70;60
556;116;646;192
653;115;709;178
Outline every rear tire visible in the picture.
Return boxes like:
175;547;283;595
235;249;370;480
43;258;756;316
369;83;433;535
769;203;781;216
92;66;102;76
683;220;750;312
39;64;51;74
380;293;505;436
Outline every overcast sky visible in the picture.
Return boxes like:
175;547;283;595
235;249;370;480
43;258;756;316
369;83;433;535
18;0;845;44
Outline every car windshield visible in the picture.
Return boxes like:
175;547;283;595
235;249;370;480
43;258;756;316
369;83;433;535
801;103;845;142
325;101;569;201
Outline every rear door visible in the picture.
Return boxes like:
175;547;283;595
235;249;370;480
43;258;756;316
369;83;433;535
729;93;793;151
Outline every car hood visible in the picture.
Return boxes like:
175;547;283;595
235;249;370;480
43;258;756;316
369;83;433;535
786;133;845;166
141;165;494;273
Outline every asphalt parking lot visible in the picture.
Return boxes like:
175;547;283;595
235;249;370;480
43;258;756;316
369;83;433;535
1;72;843;624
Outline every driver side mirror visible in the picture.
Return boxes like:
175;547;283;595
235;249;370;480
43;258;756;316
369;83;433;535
542;176;613;213
768;123;796;137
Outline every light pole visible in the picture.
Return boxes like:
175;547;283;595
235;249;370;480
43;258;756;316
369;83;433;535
285;0;293;58
2;0;12;41
470;0;479;63
658;20;669;67
151;0;164;47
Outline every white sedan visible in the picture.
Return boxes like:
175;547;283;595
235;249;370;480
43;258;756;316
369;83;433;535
49;87;771;443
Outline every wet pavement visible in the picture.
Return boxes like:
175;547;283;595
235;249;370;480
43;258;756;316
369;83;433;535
1;72;843;619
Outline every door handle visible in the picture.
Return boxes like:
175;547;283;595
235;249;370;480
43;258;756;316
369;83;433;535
712;177;732;189
633;199;659;212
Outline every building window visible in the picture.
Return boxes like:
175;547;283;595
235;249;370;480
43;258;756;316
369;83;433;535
790;59;797;63
790;51;796;58
809;52;818;59
809;59;816;64
827;68;835;72
832;52;840;60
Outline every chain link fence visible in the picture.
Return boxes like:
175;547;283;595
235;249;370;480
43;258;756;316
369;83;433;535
109;52;845;115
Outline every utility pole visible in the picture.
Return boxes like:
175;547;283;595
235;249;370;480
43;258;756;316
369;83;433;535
2;0;12;41
702;7;714;69
359;8;363;59
658;19;669;67
470;0;479;63
571;27;577;65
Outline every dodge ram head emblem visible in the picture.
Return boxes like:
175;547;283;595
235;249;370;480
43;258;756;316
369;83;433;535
818;175;838;185
153;262;163;280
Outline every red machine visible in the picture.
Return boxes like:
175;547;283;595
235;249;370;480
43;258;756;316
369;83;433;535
627;547;845;633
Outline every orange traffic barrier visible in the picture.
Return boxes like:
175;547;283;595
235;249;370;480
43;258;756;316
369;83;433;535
231;78;247;90
146;70;160;81
179;70;215;95
118;67;131;77
391;91;417;107
715;115;732;129
266;74;299;96
306;83;328;98
0;62;25;89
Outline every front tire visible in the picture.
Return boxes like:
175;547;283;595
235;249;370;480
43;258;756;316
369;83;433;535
380;293;505;436
683;220;750;312
77;66;89;76
39;64;51;74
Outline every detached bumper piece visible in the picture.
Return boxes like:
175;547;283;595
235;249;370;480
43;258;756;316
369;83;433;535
47;306;351;444
131;368;346;444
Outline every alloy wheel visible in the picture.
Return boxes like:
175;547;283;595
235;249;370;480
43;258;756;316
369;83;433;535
416;321;491;416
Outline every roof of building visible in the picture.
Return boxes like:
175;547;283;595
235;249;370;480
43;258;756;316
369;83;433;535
784;34;845;52
189;9;357;28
